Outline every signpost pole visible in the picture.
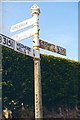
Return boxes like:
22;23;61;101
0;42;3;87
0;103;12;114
9;3;66;119
30;4;43;119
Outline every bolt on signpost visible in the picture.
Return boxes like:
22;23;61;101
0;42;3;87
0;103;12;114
30;4;43;119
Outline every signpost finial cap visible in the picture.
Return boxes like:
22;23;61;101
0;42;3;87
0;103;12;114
30;4;40;16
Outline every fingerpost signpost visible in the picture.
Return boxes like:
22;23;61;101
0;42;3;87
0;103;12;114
30;4;43;119
0;4;66;119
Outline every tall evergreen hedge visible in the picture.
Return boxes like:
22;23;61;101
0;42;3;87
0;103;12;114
2;46;80;110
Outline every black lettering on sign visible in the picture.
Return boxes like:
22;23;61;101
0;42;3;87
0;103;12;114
25;46;31;55
43;41;48;50
7;38;14;48
39;40;47;49
27;50;29;55
48;44;56;52
25;46;31;52
40;40;57;52
7;39;11;46
22;45;26;54
3;37;6;45
17;43;22;52
0;35;2;43
57;46;66;56
2;35;15;49
16;43;26;54
20;44;25;53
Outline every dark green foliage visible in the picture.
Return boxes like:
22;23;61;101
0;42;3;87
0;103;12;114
41;55;79;110
2;46;80;111
2;46;34;109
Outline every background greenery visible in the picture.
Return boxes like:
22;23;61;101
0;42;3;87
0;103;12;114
2;46;80;112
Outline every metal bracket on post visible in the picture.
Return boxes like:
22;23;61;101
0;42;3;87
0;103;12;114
30;4;43;119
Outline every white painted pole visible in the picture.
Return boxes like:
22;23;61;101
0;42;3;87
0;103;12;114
30;4;43;119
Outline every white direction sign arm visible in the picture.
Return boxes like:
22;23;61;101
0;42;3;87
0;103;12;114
0;33;39;59
10;17;35;32
11;28;34;41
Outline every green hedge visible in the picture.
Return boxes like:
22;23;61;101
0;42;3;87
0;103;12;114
41;55;79;109
2;46;80;110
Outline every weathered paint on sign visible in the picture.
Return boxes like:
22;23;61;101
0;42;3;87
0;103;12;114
10;17;35;32
39;39;66;56
0;34;39;59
